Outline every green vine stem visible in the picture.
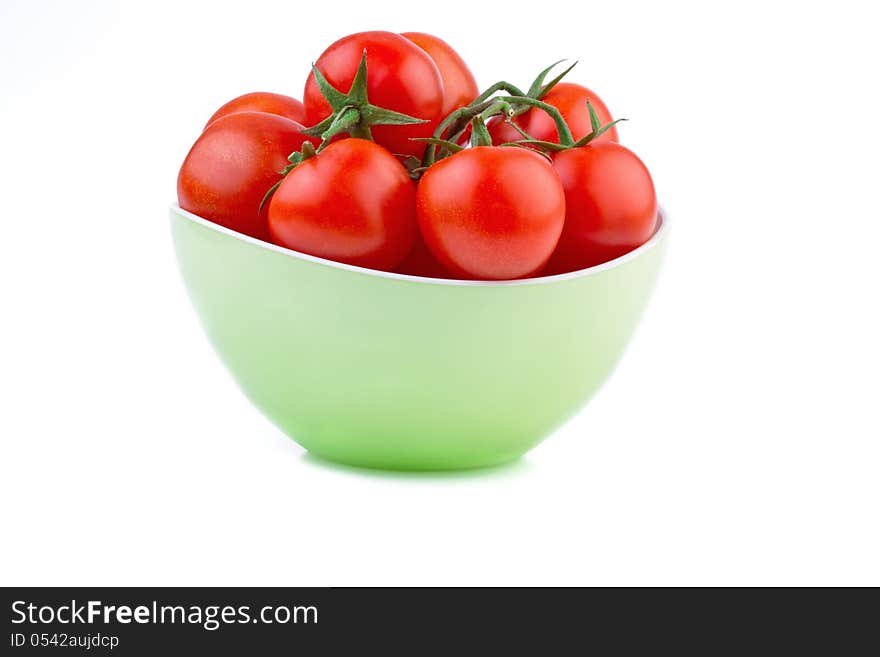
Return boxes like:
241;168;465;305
418;61;580;167
461;61;576;129
420;95;574;167
496;96;575;145
469;116;493;148
420;99;503;166
514;101;626;152
470;81;527;105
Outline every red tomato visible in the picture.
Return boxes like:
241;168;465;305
416;147;565;280
204;92;307;130
268;139;417;271
177;112;315;241
303;31;443;158
488;82;618;145
401;32;479;117
396;231;455;279
544;142;657;274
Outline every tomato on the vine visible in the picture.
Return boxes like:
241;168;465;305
402;32;479;117
204;92;307;130
303;31;443;158
544;141;657;274
416;147;565;280
268;138;417;272
177;111;315;241
488;82;618;145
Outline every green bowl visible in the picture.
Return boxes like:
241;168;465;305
170;204;668;470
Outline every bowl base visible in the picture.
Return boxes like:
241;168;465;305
303;447;526;473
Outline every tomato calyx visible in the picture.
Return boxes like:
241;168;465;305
300;51;428;146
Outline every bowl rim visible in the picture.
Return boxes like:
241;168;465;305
170;203;669;287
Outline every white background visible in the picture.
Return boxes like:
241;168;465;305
1;0;878;586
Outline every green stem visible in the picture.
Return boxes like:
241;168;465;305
469;116;493;147
348;125;372;140
416;65;580;169
421;99;500;167
421;96;574;167
494;96;574;146
471;81;527;105
321;107;362;141
300;141;317;160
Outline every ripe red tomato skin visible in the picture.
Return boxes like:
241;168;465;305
303;31;443;158
416;147;565;280
488;82;618;145
544;142;657;275
177;112;314;242
268;139;417;272
401;32;479;117
204;92;307;130
396;231;457;279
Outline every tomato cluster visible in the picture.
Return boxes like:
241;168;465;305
177;31;658;280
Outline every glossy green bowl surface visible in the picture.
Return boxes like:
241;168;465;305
170;205;668;470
